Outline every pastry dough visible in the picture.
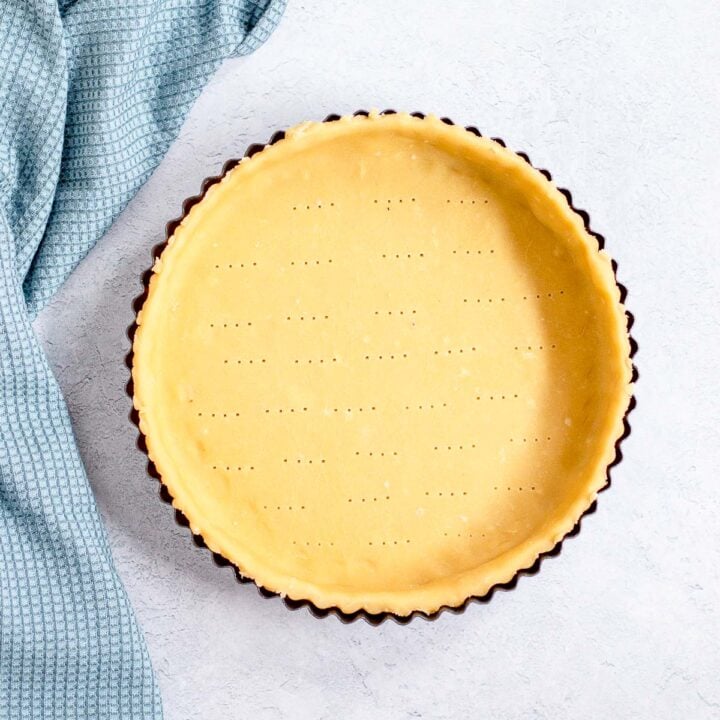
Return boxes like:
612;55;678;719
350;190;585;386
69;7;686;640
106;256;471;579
132;112;633;615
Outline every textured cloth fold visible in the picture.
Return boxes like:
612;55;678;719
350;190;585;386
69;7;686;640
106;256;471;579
0;1;284;717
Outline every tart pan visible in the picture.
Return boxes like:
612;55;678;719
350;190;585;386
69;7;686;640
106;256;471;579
126;110;637;623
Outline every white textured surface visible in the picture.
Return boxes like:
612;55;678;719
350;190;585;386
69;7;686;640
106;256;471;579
36;1;720;718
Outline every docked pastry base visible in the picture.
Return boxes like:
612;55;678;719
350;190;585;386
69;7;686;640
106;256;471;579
126;110;637;623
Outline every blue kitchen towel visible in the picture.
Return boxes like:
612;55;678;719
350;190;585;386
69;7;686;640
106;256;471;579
0;1;284;717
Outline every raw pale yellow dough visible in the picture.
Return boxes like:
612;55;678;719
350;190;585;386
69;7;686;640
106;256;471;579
133;112;632;615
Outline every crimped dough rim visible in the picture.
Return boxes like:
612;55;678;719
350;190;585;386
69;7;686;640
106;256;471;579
131;111;634;617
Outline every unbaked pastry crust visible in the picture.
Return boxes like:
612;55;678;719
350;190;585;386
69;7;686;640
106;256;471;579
132;112;633;615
